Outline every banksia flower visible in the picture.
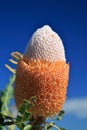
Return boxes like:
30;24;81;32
14;25;69;118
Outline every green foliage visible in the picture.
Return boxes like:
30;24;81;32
0;75;15;130
57;110;65;121
1;75;15;115
15;99;35;130
23;125;32;130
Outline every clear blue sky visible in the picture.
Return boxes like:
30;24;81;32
0;0;87;129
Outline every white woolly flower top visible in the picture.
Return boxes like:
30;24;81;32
24;25;66;62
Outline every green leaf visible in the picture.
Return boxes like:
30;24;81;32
0;91;3;111
19;100;30;114
59;128;66;130
46;125;53;130
0;75;15;130
57;110;65;121
16;115;23;123
16;122;25;130
1;75;15;115
0;113;4;125
22;111;31;121
23;125;32;130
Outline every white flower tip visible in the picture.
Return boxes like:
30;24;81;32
24;25;66;62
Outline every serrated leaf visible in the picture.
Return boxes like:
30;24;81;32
16;115;23;123
19;100;30;114
19;98;35;115
22;111;31;121
0;91;3;111
23;125;32;130
59;128;66;130
45;122;54;130
0;113;4;124
58;110;65;116
16;122;25;130
57;110;65;121
1;75;15;115
46;125;53;129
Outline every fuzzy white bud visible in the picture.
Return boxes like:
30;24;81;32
24;25;66;62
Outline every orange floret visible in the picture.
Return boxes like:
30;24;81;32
14;58;69;118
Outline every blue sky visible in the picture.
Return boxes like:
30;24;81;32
0;0;87;129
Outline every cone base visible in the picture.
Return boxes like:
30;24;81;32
14;59;69;117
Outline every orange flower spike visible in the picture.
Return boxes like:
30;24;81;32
14;25;69;118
